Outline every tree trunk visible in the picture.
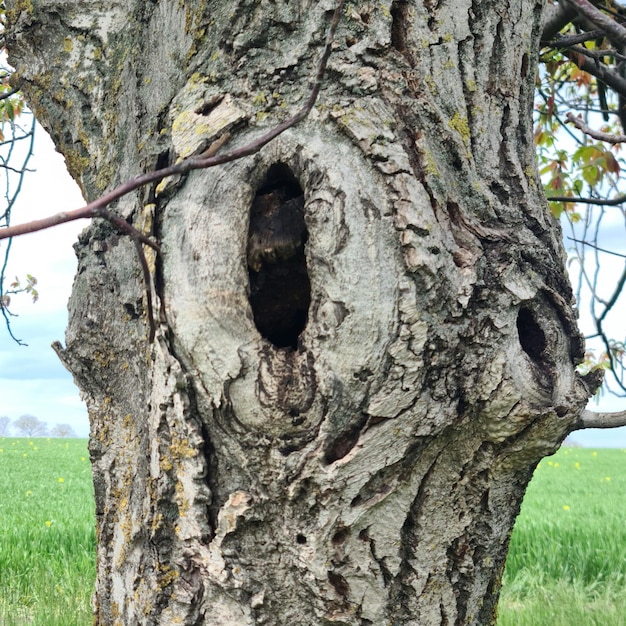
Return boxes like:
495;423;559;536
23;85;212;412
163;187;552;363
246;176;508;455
7;1;597;624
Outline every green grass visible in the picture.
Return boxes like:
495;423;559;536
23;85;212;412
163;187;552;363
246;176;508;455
498;447;626;625
0;438;95;626
1;440;624;624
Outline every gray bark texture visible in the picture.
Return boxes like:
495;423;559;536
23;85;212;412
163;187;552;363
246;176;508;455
6;0;598;624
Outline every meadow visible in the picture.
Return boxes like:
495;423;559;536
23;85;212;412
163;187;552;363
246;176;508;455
0;439;624;625
0;438;95;626
498;447;626;625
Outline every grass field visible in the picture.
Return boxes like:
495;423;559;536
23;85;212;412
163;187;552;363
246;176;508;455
0;440;624;625
0;438;95;626
498;447;626;625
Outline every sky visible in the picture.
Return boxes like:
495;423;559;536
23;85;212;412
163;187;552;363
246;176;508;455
0;123;625;445
0;122;88;437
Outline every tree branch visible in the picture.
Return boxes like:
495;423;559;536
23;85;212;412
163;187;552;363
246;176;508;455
565;0;626;46
564;43;626;63
562;49;626;98
542;29;606;48
542;1;579;42
0;87;19;101
573;408;626;429
565;111;626;142
567;236;626;258
547;193;626;205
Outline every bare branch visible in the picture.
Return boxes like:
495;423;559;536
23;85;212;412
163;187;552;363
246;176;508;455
565;0;626;46
564;43;626;63
567;236;626;258
565;111;626;142
0;87;19;101
561;49;626;98
542;29;606;48
547;193;626;205
573;408;626;429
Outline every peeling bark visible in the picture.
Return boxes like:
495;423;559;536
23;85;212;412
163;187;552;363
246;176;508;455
7;0;598;624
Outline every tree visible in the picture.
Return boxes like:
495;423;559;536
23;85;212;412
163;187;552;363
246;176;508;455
50;423;77;438
13;414;47;437
0;415;10;436
3;0;626;624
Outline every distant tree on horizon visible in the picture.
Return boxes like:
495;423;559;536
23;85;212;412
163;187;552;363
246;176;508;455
0;416;10;436
13;414;48;437
50;423;77;438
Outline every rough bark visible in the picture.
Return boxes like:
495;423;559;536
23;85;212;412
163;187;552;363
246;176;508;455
7;0;598;624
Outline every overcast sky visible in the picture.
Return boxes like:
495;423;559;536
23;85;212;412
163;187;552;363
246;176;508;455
0;123;625;445
0;123;87;436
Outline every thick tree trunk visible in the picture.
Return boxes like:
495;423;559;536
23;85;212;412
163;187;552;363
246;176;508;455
7;0;597;624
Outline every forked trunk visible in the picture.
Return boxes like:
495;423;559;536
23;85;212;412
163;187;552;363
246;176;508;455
7;0;595;623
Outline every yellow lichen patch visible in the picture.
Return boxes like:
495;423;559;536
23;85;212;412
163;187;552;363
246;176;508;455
122;414;135;431
117;515;134;567
96;421;110;445
171;94;245;159
151;513;163;533
424;74;438;95
93;349;115;368
156;562;180;589
5;0;33;23
252;92;267;107
422;149;440;177
524;165;537;187
175;480;190;517
169;436;198;460
63;147;90;181
449;112;470;146
63;37;74;53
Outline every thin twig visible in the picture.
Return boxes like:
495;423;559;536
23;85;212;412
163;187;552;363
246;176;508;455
567;237;626;258
542;28;606;48
547;193;626;205
564;43;626;63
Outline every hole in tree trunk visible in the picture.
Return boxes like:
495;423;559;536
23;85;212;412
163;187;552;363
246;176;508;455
517;307;546;361
247;164;310;349
390;1;409;54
